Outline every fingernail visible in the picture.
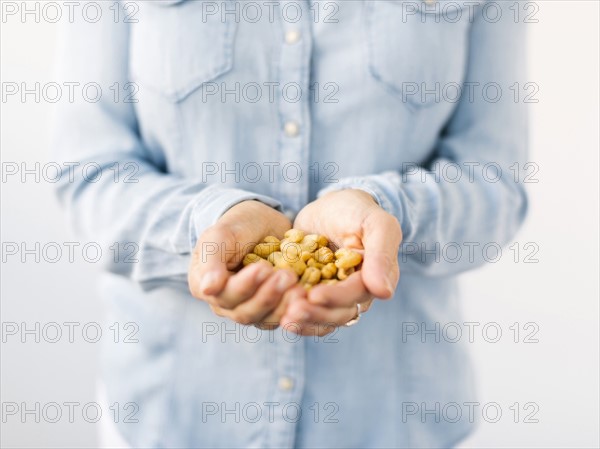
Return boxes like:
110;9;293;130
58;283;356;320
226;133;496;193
200;271;218;294
276;271;295;293
255;265;270;283
383;278;394;297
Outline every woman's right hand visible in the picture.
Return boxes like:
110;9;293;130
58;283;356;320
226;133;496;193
188;200;298;329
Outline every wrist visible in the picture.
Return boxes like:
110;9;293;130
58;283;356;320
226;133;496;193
239;200;292;236
321;188;378;205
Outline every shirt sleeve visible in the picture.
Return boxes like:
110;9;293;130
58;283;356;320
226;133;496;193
317;3;529;276
50;4;281;290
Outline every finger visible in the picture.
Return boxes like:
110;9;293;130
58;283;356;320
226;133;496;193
290;321;338;338
277;288;310;331
255;284;305;330
189;225;238;298
306;272;372;307
207;261;273;309
253;298;288;330
286;299;355;326
361;211;402;298
280;299;355;337
281;286;370;332
212;269;298;325
291;297;373;337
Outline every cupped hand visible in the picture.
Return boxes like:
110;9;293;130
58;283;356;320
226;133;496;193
280;189;402;336
188;200;297;328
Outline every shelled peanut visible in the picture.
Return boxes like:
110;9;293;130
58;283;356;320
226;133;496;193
242;229;363;288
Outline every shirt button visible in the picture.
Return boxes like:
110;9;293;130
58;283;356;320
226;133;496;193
284;121;300;137
278;377;294;391
285;30;301;45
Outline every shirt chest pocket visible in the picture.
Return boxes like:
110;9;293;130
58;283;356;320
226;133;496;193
129;0;236;102
365;0;478;108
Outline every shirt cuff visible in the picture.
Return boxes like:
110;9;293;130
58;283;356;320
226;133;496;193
316;173;410;240
189;185;282;250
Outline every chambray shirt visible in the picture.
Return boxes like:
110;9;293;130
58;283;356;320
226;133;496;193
52;1;528;447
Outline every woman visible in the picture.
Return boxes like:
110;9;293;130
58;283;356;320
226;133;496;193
52;1;528;447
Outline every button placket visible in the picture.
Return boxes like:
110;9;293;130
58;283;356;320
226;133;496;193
277;0;312;214
266;326;306;449
266;5;311;448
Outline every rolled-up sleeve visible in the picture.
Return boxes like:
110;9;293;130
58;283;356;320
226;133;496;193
318;2;529;276
50;3;280;289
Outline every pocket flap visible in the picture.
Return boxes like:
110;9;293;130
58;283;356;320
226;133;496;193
129;1;236;102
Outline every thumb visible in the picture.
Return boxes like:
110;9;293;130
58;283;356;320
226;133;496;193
189;225;238;297
360;211;402;299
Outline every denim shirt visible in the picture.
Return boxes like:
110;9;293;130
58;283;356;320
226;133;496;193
52;1;528;447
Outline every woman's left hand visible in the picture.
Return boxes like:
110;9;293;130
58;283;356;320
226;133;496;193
280;189;402;336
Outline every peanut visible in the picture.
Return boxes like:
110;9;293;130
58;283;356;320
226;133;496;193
243;253;263;266
254;242;280;258
320;279;339;285
314;247;334;264
307;258;324;269
280;241;303;264
268;251;289;269
337;266;355;280
289;259;307;276
284;229;304;243
334;249;362;269
245;229;361;286
300;251;314;262
316;235;329;248
299;236;319;252
300;266;321;285
321;262;337;279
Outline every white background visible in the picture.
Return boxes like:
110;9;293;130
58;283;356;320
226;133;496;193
1;1;599;447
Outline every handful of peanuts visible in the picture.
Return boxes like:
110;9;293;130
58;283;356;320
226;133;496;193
242;229;363;288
